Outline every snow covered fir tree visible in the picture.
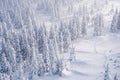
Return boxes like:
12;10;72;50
0;0;120;80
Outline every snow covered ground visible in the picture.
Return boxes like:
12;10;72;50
33;33;120;80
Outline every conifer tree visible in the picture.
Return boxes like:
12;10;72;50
81;16;87;37
103;64;110;80
93;14;104;36
62;26;71;53
110;10;118;33
114;74;118;80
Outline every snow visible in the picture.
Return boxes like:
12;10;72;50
33;33;120;80
0;0;120;80
33;0;120;79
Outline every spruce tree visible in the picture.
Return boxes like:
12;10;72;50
81;16;87;37
114;74;118;80
103;64;110;80
62;27;71;53
110;11;118;33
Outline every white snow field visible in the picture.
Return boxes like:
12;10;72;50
33;33;120;80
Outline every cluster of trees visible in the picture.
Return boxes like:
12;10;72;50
0;17;75;80
0;12;87;79
0;1;82;79
0;0;67;80
36;0;78;18
36;0;107;37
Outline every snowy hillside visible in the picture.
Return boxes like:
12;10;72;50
0;0;120;80
36;33;120;80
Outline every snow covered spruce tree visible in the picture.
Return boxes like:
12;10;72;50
93;14;104;36
113;74;119;80
36;25;50;75
49;27;63;75
62;26;71;53
0;39;10;75
81;16;87;37
69;45;75;62
116;12;120;32
58;25;64;54
68;16;81;40
110;10;119;33
103;64;111;80
68;19;78;40
59;22;71;53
